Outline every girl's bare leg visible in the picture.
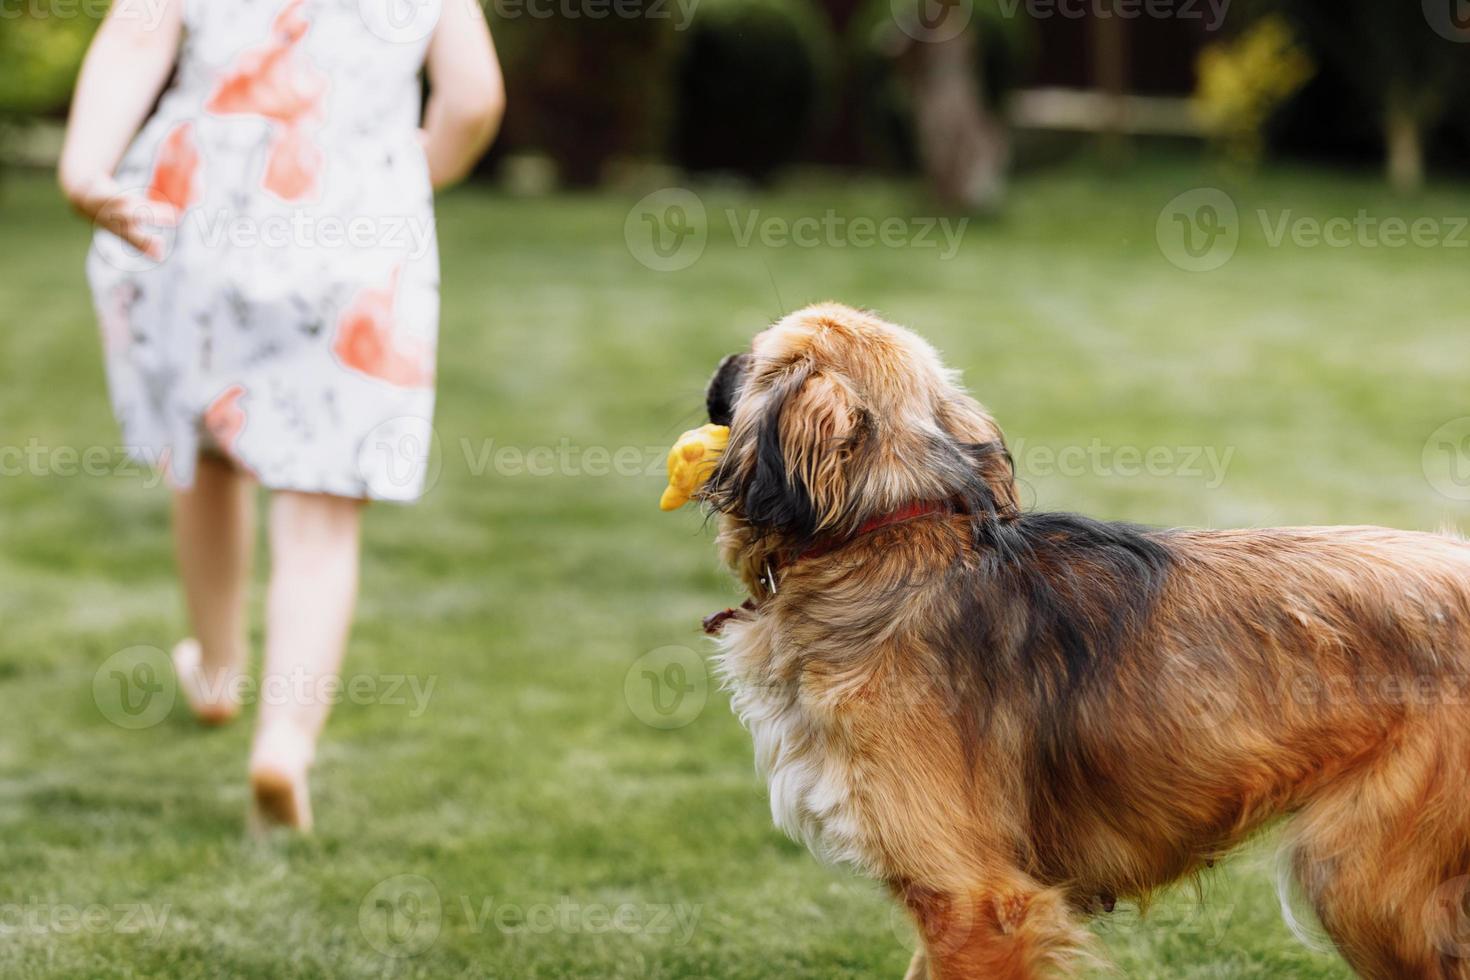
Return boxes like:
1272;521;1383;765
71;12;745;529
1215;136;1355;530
249;490;364;831
172;454;255;724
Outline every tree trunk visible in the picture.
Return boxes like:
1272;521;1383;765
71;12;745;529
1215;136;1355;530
1384;95;1425;193
904;17;1008;211
1090;14;1130;164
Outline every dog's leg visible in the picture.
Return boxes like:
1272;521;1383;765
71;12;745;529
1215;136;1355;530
1293;853;1470;979
902;949;929;980
1289;839;1461;979
901;877;1098;979
1283;733;1470;980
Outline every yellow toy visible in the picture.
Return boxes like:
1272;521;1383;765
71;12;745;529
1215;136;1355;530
659;423;730;511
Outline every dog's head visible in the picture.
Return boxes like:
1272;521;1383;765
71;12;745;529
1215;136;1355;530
702;303;1018;547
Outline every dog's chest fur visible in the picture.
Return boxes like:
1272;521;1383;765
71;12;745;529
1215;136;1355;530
716;613;885;874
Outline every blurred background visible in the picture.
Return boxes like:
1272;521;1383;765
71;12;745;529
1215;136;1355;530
6;0;1470;192
3;2;1470;978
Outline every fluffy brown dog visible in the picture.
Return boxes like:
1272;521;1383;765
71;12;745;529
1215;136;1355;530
694;302;1470;979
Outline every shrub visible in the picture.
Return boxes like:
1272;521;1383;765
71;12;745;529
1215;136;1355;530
0;12;100;117
487;10;678;187
669;0;836;182
1194;15;1314;163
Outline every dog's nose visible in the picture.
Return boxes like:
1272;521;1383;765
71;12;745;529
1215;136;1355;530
706;353;748;427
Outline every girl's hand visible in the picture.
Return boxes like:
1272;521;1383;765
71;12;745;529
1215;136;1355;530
98;190;180;261
64;174;179;260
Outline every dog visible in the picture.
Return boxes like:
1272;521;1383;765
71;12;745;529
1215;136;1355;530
693;302;1470;979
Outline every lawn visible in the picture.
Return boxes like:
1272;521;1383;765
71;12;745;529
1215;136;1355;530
1;154;1468;979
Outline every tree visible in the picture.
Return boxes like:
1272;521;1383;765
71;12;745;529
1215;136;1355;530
1263;1;1470;191
885;0;1009;211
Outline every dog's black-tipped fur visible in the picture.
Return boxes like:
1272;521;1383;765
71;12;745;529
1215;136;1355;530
727;376;824;540
706;353;749;428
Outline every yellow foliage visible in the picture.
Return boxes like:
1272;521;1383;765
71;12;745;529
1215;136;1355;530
1194;17;1314;163
0;13;100;115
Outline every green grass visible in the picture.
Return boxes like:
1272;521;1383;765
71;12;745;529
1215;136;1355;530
2;154;1469;978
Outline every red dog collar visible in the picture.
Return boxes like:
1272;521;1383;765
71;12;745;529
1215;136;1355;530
793;499;959;564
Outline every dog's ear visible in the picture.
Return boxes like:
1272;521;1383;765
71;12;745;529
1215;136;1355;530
938;395;1019;519
741;370;861;538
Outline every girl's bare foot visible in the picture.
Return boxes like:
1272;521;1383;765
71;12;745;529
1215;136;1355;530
249;723;316;833
171;638;242;726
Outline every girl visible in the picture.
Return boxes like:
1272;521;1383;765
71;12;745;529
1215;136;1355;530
59;0;503;831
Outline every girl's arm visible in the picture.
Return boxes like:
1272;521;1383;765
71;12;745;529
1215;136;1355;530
420;0;505;190
58;0;184;258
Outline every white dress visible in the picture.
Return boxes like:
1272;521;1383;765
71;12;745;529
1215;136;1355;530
87;0;442;502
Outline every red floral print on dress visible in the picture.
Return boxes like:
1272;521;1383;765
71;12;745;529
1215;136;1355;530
147;122;202;209
332;268;435;388
261;125;323;202
205;384;250;461
205;0;327;202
